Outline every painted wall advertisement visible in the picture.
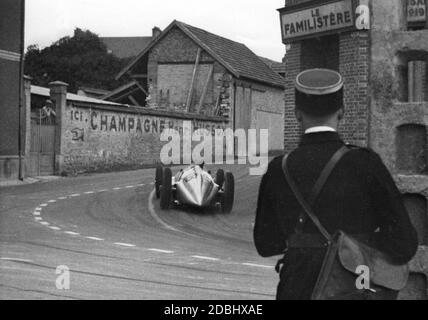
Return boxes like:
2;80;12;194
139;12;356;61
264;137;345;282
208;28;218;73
279;0;370;42
67;106;228;143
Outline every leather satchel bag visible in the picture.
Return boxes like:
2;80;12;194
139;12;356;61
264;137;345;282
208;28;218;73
282;146;409;300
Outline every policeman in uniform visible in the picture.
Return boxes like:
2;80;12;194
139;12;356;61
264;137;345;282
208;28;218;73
254;69;418;300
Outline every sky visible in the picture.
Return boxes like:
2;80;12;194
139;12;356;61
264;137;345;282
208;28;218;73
25;0;286;61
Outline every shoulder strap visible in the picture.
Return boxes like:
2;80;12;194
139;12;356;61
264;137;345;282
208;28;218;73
282;146;350;242
307;146;351;205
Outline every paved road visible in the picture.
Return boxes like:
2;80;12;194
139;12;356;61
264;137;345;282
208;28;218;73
0;165;278;300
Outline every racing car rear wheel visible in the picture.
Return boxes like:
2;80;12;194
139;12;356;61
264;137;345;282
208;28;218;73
215;169;224;188
221;172;234;213
155;165;163;199
160;167;172;210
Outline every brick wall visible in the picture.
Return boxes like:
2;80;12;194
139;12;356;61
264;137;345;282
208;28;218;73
150;27;214;64
61;102;229;174
157;63;215;113
283;31;370;152
283;42;301;153
338;31;370;147
301;35;339;71
147;26;226;114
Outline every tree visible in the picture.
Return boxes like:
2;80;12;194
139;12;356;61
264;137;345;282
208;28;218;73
25;28;128;93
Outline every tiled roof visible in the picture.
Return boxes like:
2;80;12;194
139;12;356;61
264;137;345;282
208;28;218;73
78;86;111;95
117;21;285;88
258;56;286;75
177;22;285;88
101;37;152;59
102;81;139;100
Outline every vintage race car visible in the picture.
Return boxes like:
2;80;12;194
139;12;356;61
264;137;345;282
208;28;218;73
155;164;234;213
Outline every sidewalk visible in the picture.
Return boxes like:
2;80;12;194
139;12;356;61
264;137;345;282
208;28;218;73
0;176;61;188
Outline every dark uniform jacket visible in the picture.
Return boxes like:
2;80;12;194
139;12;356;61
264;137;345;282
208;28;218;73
254;131;418;300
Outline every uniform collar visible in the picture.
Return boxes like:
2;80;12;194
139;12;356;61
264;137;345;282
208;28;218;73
299;131;343;146
305;126;337;134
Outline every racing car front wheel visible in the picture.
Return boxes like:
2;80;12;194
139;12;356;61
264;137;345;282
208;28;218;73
155;165;163;199
215;169;224;188
221;172;234;213
160;167;172;210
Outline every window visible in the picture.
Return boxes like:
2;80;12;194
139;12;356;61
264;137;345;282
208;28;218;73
396;124;427;174
300;34;339;71
396;51;428;102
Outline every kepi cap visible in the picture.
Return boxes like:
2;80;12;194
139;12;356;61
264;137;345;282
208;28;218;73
295;69;343;95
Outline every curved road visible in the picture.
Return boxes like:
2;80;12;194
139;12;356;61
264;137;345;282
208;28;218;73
0;165;278;300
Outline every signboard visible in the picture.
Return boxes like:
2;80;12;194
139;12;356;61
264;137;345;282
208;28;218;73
407;0;426;24
279;0;370;42
280;0;354;41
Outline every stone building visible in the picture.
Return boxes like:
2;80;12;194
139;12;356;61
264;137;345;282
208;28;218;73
278;0;428;299
114;20;286;152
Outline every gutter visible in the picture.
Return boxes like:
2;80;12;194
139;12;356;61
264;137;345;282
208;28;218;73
18;0;25;181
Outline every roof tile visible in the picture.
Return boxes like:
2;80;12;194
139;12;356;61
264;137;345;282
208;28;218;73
178;22;285;87
101;37;152;59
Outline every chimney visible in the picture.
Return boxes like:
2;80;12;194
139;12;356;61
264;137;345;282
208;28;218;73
152;26;162;38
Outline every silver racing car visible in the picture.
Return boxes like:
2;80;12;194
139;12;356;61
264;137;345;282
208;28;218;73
155;164;234;213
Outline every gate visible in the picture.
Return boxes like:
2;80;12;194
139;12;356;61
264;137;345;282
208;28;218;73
29;110;56;176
